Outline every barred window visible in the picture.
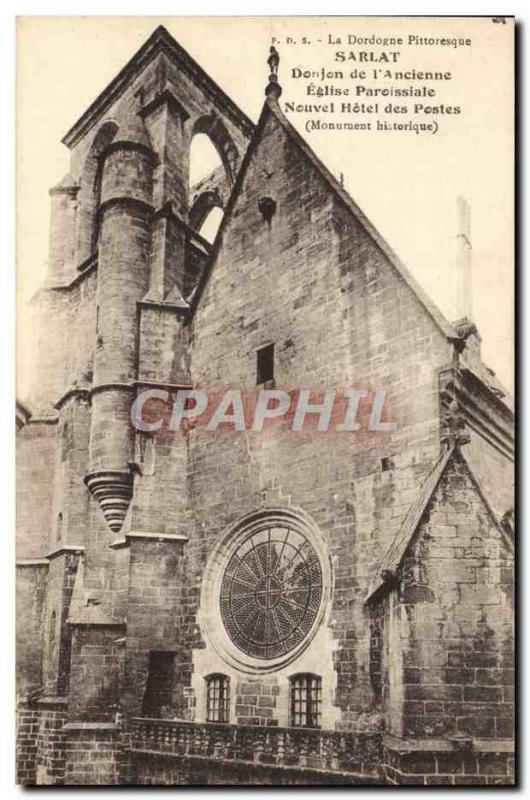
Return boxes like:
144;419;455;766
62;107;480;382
206;674;230;723
290;673;321;728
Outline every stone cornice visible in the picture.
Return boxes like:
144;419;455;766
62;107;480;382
439;367;514;461
16;559;50;567
133;379;192;392
98;138;158;166
137;298;189;314
109;531;189;550
54;380;194;410
97;195;154;222
63;722;120;731
46;545;85;560
383;734;514;754
61;25;254;148
90;382;136;397
77;251;98;273
49;184;79;198
26;414;58;425
36;696;68;708
54;387;91;411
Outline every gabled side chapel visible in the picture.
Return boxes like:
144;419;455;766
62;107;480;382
16;26;514;786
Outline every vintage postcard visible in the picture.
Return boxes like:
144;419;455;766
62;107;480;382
15;16;514;786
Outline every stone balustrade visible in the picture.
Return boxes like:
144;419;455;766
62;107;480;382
127;717;381;778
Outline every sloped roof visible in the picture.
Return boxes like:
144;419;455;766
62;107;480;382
190;95;457;342
62;25;254;149
365;444;514;602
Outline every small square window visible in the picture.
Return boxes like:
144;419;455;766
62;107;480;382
257;343;275;386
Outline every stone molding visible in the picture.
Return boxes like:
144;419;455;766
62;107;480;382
109;531;189;550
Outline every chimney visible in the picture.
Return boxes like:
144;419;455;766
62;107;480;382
455;195;472;321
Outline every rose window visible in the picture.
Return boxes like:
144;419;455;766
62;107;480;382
219;525;323;660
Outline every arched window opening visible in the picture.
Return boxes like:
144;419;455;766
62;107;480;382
189;133;224;189
189;189;224;232
191;114;239;188
76;121;118;266
290;673;322;729
198;206;224;244
206;673;230;723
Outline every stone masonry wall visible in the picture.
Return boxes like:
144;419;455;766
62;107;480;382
379;450;514;745
16;703;41;784
67;624;125;722
16;564;48;697
16;421;56;559
235;677;281;726
122;536;198;719
187;104;453;728
63;723;122;785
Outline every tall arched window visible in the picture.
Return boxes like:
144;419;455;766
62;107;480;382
205;674;230;723
189;133;224;189
189;133;226;242
290;673;322;729
198;206;224;244
76;121;118;266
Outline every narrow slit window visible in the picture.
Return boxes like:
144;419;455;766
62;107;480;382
290;673;322;729
56;512;63;543
206;674;230;723
256;343;275;386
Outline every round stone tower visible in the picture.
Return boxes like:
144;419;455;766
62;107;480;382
85;105;156;532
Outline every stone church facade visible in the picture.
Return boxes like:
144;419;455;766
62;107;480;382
16;26;515;786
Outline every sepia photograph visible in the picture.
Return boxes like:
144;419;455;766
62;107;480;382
13;14;515;787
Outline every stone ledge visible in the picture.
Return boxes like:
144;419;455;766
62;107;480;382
384;734;514;754
16;559;50;567
109;532;189;550
138;297;189;313
25;414;58;425
46;545;85;560
63;722;120;732
133;379;192;392
36;696;68;708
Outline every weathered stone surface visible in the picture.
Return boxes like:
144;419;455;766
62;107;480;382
16;25;514;787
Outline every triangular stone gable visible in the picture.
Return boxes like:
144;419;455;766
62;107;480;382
368;445;513;603
191;97;456;346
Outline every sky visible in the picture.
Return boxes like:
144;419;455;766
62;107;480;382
16;16;514;395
